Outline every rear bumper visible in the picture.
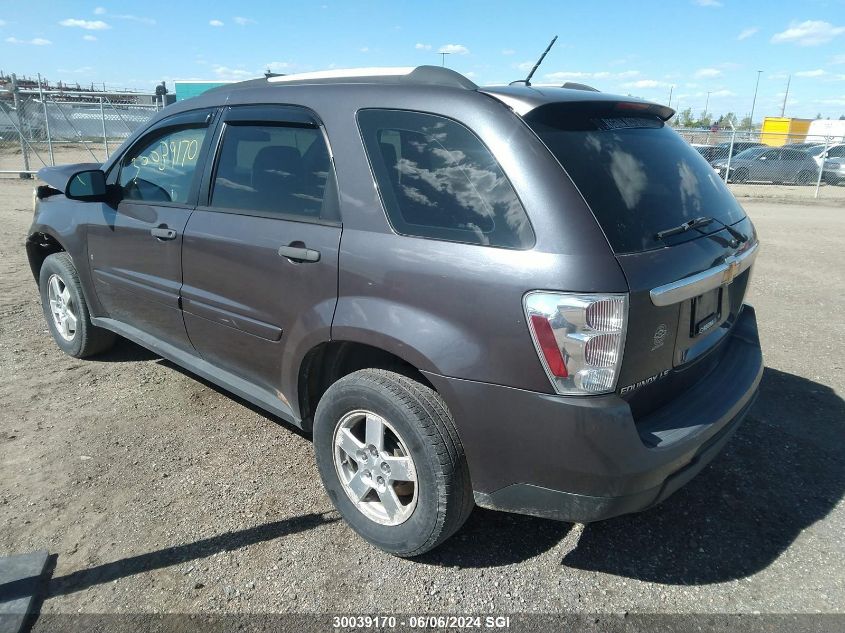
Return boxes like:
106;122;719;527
423;305;763;523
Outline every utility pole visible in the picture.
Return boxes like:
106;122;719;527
438;51;451;67
780;75;791;117
704;91;711;118
667;85;673;108
749;69;763;130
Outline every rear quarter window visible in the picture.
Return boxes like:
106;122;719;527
357;109;534;249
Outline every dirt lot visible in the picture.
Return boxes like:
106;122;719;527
0;178;843;621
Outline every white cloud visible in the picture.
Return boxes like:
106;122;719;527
830;54;845;65
439;43;469;55
795;69;827;77
622;79;669;89
209;19;224;27
543;70;640;83
59;18;110;30
695;67;722;78
212;65;254;80
57;65;94;74
233;17;255;26
0;20;6;27
359;46;369;52
501;48;515;56
737;27;759;40
709;89;736;97
772;20;845;46
6;36;51;45
515;61;535;72
114;14;155;25
92;8;154;24
265;61;291;73
693;0;722;6
83;34;97;41
415;42;431;50
545;71;591;80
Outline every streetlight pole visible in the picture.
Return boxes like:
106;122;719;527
438;51;451;67
704;91;711;118
667;85;673;108
749;69;763;130
780;74;791;117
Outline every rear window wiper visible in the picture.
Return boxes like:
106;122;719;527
655;216;714;240
655;215;749;244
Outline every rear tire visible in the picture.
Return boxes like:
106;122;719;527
796;170;814;186
39;252;116;358
313;369;474;557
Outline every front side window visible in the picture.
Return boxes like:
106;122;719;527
210;124;334;219
119;126;208;204
358;109;534;249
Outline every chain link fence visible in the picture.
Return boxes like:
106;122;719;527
1;88;158;176
675;127;845;200
3;79;844;202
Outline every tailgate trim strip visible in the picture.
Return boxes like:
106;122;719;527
650;242;758;307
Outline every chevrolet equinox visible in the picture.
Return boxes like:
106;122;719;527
27;66;763;556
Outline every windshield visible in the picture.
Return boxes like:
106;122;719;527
524;103;746;254
807;145;826;157
734;147;767;160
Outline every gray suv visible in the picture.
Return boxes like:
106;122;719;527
26;66;763;556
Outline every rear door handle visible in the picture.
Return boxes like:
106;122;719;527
278;245;320;263
150;227;177;241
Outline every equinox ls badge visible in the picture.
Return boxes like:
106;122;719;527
620;369;671;395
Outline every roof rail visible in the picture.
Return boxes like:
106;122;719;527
267;65;477;90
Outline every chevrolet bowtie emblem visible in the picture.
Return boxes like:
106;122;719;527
722;259;740;285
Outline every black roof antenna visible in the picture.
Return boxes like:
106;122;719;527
512;36;558;87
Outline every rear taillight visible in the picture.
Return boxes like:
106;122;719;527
524;292;628;395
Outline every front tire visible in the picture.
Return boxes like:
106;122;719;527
313;369;473;557
39;252;116;358
732;168;749;184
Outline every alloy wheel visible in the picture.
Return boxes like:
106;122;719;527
333;409;418;526
47;274;77;341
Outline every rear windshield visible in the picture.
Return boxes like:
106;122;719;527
524;103;746;254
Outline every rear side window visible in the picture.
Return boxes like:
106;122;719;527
210;124;334;219
358;109;534;249
525;103;746;254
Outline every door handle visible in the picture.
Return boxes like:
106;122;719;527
151;226;177;241
278;244;320;263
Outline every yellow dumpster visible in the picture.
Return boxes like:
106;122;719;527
760;117;813;146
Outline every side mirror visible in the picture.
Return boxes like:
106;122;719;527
66;169;108;201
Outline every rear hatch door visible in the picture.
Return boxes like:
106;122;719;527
523;101;758;419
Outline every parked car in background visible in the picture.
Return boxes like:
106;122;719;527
707;141;765;166
805;143;845;168
26;66;763;556
823;156;845;185
692;143;718;162
713;146;819;184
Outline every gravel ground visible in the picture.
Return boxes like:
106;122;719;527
0;178;842;620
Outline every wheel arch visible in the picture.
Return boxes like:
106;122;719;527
26;230;67;287
297;340;437;432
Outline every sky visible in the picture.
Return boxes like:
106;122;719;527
2;0;845;120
